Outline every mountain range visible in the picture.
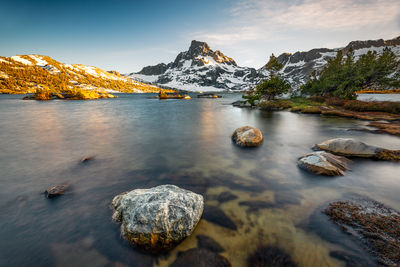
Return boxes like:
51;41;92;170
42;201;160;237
1;36;399;94
0;55;161;94
127;36;400;92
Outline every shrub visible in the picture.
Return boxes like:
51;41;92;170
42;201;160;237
259;100;292;110
326;98;346;106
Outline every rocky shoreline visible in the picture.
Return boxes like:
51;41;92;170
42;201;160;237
233;99;400;137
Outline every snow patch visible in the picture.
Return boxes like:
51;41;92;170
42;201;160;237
11;56;33;65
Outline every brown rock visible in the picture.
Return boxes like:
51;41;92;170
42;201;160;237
232;126;263;147
44;183;70;198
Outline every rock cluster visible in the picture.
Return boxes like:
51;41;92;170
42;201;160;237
299;138;400;175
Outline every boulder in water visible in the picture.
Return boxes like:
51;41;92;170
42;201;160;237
111;184;204;252
297;151;350;176
232;126;263;147
313;138;400;161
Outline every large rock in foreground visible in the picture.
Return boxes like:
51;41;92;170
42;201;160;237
232;126;263;147
314;138;400;161
298;151;350;176
111;185;204;252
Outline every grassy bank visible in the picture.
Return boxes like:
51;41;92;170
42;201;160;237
258;97;400;114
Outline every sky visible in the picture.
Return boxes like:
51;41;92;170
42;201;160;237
1;0;399;73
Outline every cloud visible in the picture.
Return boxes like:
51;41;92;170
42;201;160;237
193;0;400;44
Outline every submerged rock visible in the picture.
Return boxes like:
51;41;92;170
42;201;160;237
297;151;350;176
232;126;263;147
329;250;367;267
239;200;276;213
314;138;400;161
111;184;204;252
216;191;238;203
203;205;237;230
44;183;70;198
196;235;225;253
247;245;297;267
170;248;231;267
324;197;400;266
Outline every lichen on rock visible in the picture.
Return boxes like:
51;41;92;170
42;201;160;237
298;151;350;176
111;184;204;252
232;126;263;147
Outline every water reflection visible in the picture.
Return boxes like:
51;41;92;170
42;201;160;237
0;93;400;266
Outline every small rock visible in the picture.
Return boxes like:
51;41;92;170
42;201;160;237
170;248;231;267
203;205;237;230
111;184;204;252
81;156;95;163
297;151;350;176
313;138;400;161
44;183;70;198
196;235;225;253
232;126;263;147
247;245;297;267
217;192;238;203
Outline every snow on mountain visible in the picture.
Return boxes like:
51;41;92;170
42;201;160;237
127;37;400;92
126;40;264;92
272;36;400;90
0;54;162;93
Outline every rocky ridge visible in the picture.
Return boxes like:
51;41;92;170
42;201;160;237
127;40;263;91
267;36;400;90
0;54;162;94
128;36;400;92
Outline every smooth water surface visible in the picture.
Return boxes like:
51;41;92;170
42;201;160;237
357;93;400;102
1;93;400;267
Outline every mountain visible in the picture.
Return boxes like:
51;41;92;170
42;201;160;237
127;40;263;91
128;37;400;92
268;36;400;90
0;55;162;94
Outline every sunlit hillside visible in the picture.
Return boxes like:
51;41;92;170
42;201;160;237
0;55;164;94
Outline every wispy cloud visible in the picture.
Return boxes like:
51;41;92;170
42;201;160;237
195;0;400;44
190;0;400;67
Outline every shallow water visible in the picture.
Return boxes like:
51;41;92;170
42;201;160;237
0;93;399;267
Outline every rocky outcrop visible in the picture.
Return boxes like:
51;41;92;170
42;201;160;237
314;138;400;161
111;185;204;252
324;196;400;266
232;126;263;147
297;151;350;176
138;63;169;75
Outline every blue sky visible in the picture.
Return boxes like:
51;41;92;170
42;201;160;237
1;0;399;72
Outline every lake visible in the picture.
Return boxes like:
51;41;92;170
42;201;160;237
357;93;400;102
1;93;400;267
